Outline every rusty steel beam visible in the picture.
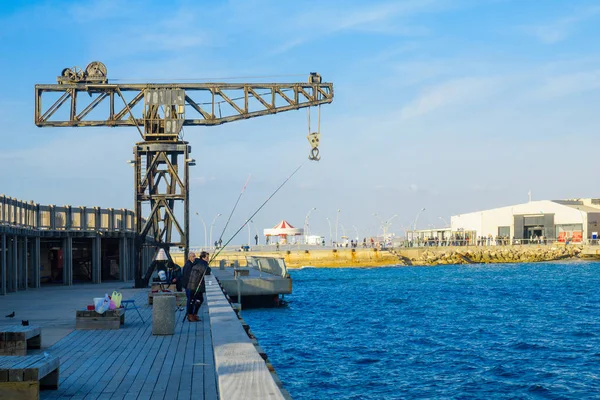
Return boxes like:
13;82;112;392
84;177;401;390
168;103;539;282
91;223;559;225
34;81;333;130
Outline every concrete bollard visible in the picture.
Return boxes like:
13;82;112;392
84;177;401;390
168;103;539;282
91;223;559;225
219;259;226;270
152;295;176;335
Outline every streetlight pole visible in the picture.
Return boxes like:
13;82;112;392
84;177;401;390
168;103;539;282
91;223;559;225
252;220;259;245
247;220;251;246
373;213;382;238
195;212;207;249
326;217;332;246
304;207;317;244
210;213;222;250
335;209;340;246
353;225;359;243
340;223;346;245
413;207;426;231
438;216;449;227
383;214;398;243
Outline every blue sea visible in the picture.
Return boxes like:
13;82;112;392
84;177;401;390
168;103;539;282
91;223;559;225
242;261;600;399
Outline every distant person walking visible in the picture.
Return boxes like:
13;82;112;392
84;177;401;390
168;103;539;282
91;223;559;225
255;234;258;245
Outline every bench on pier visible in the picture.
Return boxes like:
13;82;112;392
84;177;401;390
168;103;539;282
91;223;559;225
0;325;42;356
0;353;60;400
148;288;186;306
75;309;124;330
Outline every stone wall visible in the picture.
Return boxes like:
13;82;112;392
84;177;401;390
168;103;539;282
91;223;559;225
398;245;584;266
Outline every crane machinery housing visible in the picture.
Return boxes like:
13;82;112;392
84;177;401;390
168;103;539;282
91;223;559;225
34;61;334;287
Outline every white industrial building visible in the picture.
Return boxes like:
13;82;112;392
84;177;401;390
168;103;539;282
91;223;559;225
412;198;600;245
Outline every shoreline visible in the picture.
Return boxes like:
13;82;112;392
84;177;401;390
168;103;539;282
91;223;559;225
204;244;598;269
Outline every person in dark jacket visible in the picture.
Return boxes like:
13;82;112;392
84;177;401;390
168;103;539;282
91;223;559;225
186;251;211;322
167;261;183;291
181;252;196;320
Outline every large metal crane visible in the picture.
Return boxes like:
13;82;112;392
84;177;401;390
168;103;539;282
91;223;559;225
35;61;334;287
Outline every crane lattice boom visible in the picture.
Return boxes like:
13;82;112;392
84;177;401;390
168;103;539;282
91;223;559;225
34;62;334;287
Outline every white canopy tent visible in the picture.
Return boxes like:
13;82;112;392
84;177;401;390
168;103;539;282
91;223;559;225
264;220;303;244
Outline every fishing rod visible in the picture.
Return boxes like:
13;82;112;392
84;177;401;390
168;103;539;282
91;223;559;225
182;161;306;323
217;174;251;247
208;160;307;266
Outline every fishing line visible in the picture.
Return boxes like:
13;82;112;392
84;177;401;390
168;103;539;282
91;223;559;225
189;160;307;305
210;160;307;265
217;174;252;246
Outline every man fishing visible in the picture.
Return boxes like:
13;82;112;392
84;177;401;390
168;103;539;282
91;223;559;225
185;251;211;322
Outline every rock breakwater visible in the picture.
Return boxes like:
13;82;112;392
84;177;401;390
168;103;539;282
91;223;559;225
404;245;583;266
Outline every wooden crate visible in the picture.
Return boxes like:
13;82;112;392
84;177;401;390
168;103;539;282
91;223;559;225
75;309;124;330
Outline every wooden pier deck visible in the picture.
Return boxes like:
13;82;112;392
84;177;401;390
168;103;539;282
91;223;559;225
0;278;289;400
40;289;217;400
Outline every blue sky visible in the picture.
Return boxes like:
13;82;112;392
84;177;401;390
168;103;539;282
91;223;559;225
1;0;599;245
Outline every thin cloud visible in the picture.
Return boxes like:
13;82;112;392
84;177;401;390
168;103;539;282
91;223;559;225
526;69;600;100
399;76;505;119
521;5;600;44
272;0;444;54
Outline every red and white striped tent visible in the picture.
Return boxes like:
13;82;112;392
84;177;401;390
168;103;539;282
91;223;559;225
263;220;303;244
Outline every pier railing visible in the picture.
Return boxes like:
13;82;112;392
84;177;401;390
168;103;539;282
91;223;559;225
0;195;135;232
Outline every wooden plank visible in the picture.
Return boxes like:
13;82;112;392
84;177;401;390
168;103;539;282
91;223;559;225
95;311;151;396
53;325;128;397
123;325;166;397
191;304;205;398
56;330;109;378
50;331;100;382
163;312;191;400
175;318;195;400
47;329;122;398
108;320;154;397
71;319;133;395
136;320;178;399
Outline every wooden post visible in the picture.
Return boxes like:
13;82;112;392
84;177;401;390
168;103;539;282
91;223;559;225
62;236;73;286
1;234;6;295
92;235;101;283
33;237;41;288
11;235;17;292
23;237;28;290
119;236;127;282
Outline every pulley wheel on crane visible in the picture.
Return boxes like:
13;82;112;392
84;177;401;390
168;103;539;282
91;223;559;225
86;61;107;80
61;66;84;82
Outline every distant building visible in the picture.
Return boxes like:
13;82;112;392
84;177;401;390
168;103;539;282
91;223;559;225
305;235;325;245
411;198;600;245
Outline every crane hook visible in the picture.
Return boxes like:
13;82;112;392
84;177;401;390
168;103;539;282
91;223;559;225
307;132;321;161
